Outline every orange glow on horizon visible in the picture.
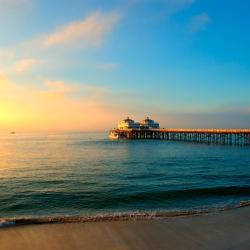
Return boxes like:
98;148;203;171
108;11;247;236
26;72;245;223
0;74;120;132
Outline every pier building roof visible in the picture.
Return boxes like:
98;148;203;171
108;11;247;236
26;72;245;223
123;117;134;123
140;117;160;129
118;117;140;130
116;116;160;130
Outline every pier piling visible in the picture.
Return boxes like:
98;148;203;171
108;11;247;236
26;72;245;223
110;129;250;146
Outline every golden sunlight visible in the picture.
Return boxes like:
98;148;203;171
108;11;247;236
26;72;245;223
0;74;118;131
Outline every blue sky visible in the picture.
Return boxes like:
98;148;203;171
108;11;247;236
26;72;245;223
0;0;250;131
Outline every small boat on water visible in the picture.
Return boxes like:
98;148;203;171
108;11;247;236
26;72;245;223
10;132;16;134
109;130;120;140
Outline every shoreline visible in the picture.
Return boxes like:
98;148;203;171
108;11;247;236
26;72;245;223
1;205;250;250
1;200;249;227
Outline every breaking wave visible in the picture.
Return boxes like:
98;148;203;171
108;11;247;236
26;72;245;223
1;200;249;228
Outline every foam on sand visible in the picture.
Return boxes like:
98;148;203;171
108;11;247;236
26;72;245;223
0;200;249;227
0;205;250;250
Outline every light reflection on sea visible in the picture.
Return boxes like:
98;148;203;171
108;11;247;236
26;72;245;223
0;132;249;218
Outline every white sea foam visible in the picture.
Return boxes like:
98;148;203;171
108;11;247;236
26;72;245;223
0;201;249;227
0;219;16;227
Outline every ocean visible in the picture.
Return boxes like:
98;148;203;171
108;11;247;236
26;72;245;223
0;132;250;224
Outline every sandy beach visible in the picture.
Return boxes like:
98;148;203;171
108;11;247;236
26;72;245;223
1;206;250;250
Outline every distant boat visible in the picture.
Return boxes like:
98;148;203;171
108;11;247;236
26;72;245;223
10;131;16;134
109;130;120;140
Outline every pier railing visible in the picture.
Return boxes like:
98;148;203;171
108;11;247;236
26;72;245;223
111;128;250;145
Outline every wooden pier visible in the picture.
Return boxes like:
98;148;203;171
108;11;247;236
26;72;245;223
111;129;250;145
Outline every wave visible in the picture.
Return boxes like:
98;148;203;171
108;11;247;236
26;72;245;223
1;186;250;213
121;186;250;201
1;200;249;228
0;221;16;228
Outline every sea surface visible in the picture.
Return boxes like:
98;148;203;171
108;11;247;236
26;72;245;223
0;132;250;223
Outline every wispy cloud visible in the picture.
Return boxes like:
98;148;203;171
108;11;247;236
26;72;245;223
41;80;80;100
1;72;249;131
188;12;211;33
43;11;120;49
13;58;42;73
0;74;121;131
44;80;77;92
42;80;108;99
0;10;120;78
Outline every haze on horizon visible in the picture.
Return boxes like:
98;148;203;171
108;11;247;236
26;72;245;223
0;0;250;132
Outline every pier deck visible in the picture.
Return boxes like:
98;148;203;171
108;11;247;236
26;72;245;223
111;129;250;145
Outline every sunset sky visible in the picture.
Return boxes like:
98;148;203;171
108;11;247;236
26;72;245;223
0;0;250;131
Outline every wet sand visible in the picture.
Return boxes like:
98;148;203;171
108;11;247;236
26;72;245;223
0;207;250;250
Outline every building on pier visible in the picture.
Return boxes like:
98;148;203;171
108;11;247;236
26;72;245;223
117;117;160;130
109;118;250;145
140;117;159;129
117;117;140;130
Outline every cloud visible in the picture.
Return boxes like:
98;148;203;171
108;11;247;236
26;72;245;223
1;73;249;131
13;58;41;73
42;80;108;100
0;10;120;78
43;11;120;48
44;80;78;93
188;12;211;33
40;80;80;101
0;74;122;131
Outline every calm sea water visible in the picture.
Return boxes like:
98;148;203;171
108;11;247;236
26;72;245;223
0;132;250;219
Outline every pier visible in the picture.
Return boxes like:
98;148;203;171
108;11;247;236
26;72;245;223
110;128;250;145
109;117;250;145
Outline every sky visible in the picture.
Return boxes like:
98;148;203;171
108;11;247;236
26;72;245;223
0;0;250;131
